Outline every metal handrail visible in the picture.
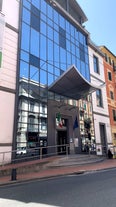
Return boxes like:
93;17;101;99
0;144;70;166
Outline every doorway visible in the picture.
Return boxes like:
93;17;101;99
99;123;107;155
57;131;67;155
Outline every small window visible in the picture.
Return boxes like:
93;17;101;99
108;71;112;81
109;57;111;65
96;89;103;107
104;53;108;62
110;91;114;100
93;55;99;73
112;110;116;121
30;102;34;112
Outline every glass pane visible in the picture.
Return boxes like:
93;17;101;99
31;13;40;32
86;65;90;81
76;46;79;58
32;0;40;9
47;26;53;40
59;15;65;28
21;50;29;62
48;73;53;85
54;44;59;66
79;32;84;44
30;65;39;82
41;21;47;35
30;54;40;68
30;28;39;57
41;13;46;22
54;67;60;76
40;35;47;60
22;7;30;24
40;69;47;85
48;63;53;73
47;4;53;19
71;43;75;55
40;0;46;13
66;21;70;33
70;25;74;37
67;40;71;51
48;39;53;61
20;61;29;78
53;9;59;23
72;55;76;66
81;61;86;77
67;52;71;67
60;47;66;66
23;0;31;9
54;31;59;44
21;23;30;52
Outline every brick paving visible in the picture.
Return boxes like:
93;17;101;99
0;156;116;185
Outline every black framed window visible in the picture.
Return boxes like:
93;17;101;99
93;55;99;73
113;110;116;121
110;91;114;100
96;89;103;107
109;57;111;65
108;71;112;81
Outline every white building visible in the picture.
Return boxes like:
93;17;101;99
0;0;19;161
88;40;112;155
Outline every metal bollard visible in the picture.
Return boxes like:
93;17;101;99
11;168;17;181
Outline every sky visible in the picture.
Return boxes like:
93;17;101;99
77;0;116;55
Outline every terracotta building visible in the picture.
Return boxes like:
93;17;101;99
100;46;116;146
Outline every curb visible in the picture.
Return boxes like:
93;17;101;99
1;166;116;187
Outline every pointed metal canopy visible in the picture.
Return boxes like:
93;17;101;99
48;65;99;100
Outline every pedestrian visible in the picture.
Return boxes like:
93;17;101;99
107;148;113;159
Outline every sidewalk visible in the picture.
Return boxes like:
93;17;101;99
0;155;116;186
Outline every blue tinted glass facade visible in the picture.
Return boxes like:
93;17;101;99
17;0;90;150
20;0;90;85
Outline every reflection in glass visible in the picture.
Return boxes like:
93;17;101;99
30;28;39;57
41;21;47;35
21;23;30;52
30;65;39;82
21;50;29;62
48;73;53;85
40;35;46;60
20;61;29;78
22;7;30;24
40;69;47;85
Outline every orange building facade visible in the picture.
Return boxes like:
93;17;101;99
100;46;116;145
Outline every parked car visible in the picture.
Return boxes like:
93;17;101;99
17;147;27;155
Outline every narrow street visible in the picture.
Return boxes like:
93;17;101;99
0;168;116;207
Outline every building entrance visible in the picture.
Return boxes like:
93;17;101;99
57;131;67;155
100;124;107;155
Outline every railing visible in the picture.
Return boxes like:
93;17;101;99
0;144;116;166
0;144;70;166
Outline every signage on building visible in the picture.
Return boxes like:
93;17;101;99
0;13;5;68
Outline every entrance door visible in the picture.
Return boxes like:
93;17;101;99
100;124;107;155
57;131;67;155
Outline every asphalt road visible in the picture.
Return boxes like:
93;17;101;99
0;168;116;207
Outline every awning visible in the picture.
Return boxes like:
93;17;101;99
48;65;99;100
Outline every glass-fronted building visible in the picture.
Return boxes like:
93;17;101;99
16;0;93;155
